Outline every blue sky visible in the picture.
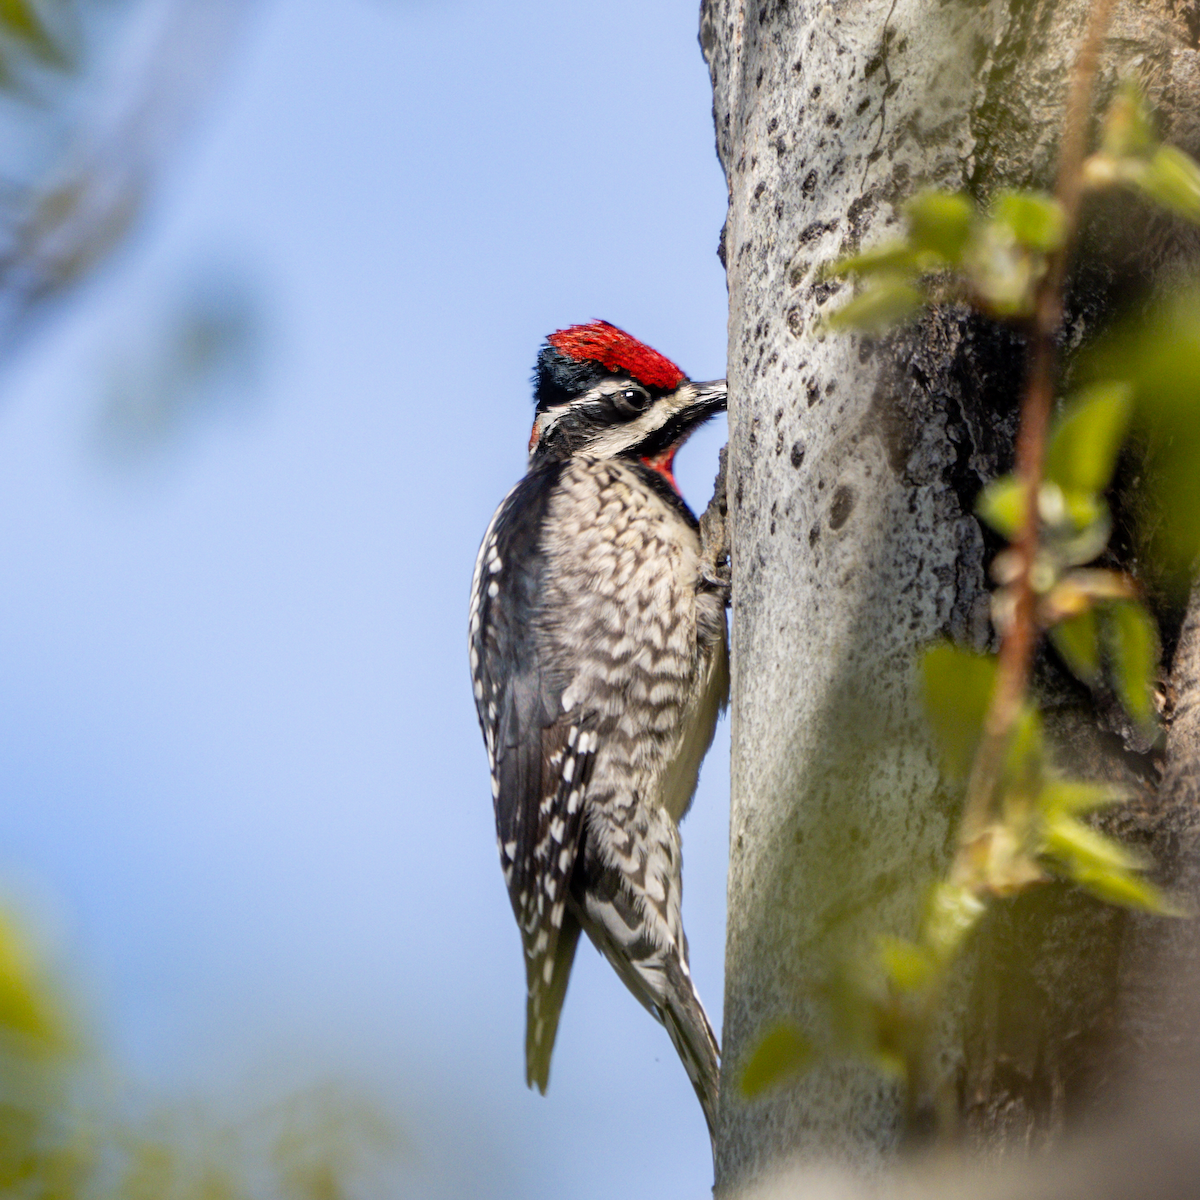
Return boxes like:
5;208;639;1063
0;1;731;1194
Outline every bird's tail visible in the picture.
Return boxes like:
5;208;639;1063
524;907;583;1093
659;955;720;1144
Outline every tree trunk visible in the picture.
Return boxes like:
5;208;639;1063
700;0;1200;1192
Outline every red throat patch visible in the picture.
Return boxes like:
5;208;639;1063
547;321;686;391
640;446;680;493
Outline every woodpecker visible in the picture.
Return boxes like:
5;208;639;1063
468;320;728;1138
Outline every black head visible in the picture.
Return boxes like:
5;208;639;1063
527;320;727;490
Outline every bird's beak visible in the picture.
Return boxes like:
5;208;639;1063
678;379;728;428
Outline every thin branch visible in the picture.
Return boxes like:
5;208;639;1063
954;0;1119;862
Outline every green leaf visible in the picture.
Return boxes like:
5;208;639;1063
992;190;1067;253
1042;813;1148;874
903;191;975;264
976;474;1025;539
1101;81;1156;160
1134;145;1200;225
1070;864;1187;916
827;241;921;279
827;277;923;330
1105;600;1160;732
1038;778;1128;817
1045;382;1134;497
739;1023;814;1097
922;882;985;962
1001;703;1045;797
921;644;997;781
877;936;934;992
1049;607;1101;685
0;0;62;62
1083;287;1200;579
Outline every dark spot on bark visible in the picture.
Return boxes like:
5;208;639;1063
774;138;787;160
825;379;837;394
774;407;784;425
787;307;804;336
809;524;820;546
806;380;820;406
788;263;808;287
753;181;767;201
810;85;821;99
801;170;819;197
792;57;802;72
767;117;778;134
735;475;744;506
864;52;884;79
798;219;827;245
825;110;841;127
770;519;777;535
756;69;764;88
884;79;900;99
856;97;871;115
774;430;784;456
791;441;806;468
829;484;855;530
896;36;908;53
810;279;841;306
717;223;727;268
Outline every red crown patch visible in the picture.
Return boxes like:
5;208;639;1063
547;321;686;391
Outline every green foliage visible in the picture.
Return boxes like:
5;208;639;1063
747;73;1197;1116
1084;287;1200;576
1086;82;1200;225
0;910;404;1200
828;188;1066;326
920;645;996;781
738;1024;813;1098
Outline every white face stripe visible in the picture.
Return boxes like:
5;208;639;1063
528;380;713;463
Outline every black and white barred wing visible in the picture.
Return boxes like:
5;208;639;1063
468;463;595;1090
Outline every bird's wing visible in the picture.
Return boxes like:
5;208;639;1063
469;461;595;1089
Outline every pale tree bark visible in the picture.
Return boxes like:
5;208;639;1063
699;0;1200;1193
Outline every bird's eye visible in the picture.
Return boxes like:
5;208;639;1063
616;386;651;415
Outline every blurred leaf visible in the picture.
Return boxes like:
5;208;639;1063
1131;145;1200;225
965;221;1042;318
992;190;1067;252
1050;607;1102;685
828;241;920;279
1069;864;1187;915
1100;80;1156;160
1001;703;1045;799
1045;382;1133;497
1084;288;1200;578
1105;599;1160;732
0;0;66;67
921;644;997;780
1039;778;1129;817
739;1024;814;1097
0;914;70;1055
976;474;1024;539
1042;813;1148;873
827;276;923;330
903;190;975;263
923;882;985;960
877;936;934;992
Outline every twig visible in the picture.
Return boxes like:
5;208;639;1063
954;0;1119;869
